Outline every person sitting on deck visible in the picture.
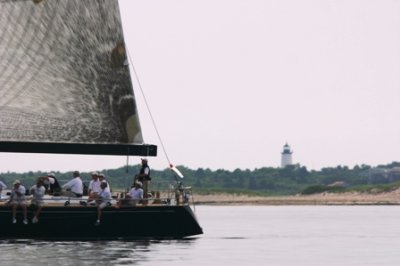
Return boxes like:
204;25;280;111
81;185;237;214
30;178;46;224
62;171;83;198
43;172;61;195
87;171;101;204
152;191;162;204
117;181;143;207
0;179;7;199
7;180;28;224
98;173;111;193
94;182;112;226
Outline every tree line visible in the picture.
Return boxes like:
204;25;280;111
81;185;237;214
1;162;400;195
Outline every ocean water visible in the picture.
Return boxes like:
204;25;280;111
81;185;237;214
1;205;400;266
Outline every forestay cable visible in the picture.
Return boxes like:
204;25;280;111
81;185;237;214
126;49;172;167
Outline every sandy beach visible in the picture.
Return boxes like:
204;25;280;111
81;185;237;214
192;189;400;205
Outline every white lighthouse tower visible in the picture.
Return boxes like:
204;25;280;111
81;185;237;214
281;143;293;168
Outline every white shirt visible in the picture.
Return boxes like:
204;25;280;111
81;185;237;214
62;177;83;194
12;185;26;200
99;189;111;203
100;180;111;193
30;185;45;200
88;179;102;194
0;181;6;198
143;166;150;175
128;187;143;200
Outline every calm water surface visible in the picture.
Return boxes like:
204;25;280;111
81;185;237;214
1;206;400;265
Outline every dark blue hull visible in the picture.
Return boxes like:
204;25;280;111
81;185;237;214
0;205;203;240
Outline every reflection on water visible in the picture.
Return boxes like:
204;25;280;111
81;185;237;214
0;239;198;266
2;206;400;266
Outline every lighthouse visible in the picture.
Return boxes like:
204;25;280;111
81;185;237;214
281;143;293;168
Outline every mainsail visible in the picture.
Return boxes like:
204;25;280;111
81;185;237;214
0;0;156;156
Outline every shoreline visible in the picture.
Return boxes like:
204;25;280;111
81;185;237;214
192;192;400;206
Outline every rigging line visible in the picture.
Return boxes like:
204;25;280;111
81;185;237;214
126;49;171;166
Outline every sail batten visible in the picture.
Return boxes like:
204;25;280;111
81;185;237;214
0;0;153;156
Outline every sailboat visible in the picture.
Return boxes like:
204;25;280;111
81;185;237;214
0;0;202;239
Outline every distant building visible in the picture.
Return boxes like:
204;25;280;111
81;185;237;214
367;167;400;184
367;168;388;184
388;167;400;182
281;143;293;168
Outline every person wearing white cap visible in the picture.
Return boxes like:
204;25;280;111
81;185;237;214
87;171;102;204
134;158;151;199
98;173;111;193
117;181;143;207
7;180;28;224
94;182;112;226
127;181;144;204
30;178;46;224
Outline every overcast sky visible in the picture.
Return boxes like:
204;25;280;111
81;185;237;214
1;0;400;173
